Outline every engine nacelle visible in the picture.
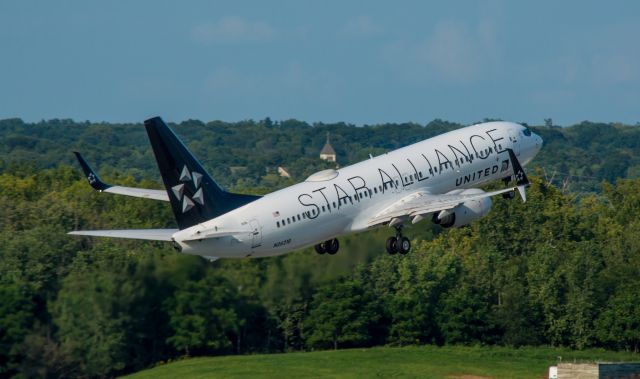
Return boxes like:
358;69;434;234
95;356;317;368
432;189;492;228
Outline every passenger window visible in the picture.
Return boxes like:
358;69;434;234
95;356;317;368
321;205;325;212
302;213;306;219
333;201;337;208
287;218;291;224
277;221;280;228
374;187;378;194
297;215;301;221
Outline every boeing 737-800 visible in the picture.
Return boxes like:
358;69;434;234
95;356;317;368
69;117;542;260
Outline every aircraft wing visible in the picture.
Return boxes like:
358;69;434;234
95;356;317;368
367;187;518;227
74;152;170;201
68;229;178;241
367;148;529;227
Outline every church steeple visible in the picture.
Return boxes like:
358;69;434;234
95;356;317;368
319;132;337;162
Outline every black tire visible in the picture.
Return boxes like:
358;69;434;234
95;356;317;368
314;243;326;255
398;237;411;255
325;239;339;255
502;191;515;199
386;236;398;255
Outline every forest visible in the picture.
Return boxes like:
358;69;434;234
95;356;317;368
1;118;640;378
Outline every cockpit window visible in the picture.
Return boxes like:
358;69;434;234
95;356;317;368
523;127;532;136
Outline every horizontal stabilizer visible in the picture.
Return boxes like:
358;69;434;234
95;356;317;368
68;229;178;241
181;228;252;242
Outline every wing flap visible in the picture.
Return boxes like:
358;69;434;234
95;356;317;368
68;229;178;241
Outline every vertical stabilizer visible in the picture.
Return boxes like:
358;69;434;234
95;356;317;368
144;117;260;229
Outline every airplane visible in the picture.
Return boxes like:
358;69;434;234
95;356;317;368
69;117;543;260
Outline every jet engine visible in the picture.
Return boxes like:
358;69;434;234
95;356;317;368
432;189;492;228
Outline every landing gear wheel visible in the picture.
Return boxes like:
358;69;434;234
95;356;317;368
502;191;516;200
325;238;339;255
398;237;411;255
314;243;326;255
386;236;398;255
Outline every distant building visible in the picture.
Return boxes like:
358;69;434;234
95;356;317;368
548;362;640;379
277;166;291;178
320;132;337;162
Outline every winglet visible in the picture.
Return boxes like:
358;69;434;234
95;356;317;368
506;148;529;202
73;152;111;191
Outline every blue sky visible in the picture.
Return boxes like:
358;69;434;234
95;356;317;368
1;1;638;126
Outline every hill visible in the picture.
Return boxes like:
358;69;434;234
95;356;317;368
2;117;640;193
122;345;639;379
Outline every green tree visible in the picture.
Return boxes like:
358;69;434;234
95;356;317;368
596;283;640;352
165;270;240;356
305;278;381;350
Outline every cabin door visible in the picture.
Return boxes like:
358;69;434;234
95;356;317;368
249;219;262;248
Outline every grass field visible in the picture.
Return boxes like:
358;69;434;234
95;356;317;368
122;345;639;379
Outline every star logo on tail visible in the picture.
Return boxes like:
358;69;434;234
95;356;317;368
172;165;205;213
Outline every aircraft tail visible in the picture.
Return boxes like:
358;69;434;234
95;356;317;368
144;117;260;229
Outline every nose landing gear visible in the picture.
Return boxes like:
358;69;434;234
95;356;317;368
314;238;340;255
386;225;411;255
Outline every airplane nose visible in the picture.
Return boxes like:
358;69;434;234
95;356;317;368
533;133;543;151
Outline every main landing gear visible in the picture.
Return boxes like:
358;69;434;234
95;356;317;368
386;225;411;255
502;191;516;199
315;238;339;255
502;176;516;199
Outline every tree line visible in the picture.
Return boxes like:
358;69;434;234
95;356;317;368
1;117;639;193
1;165;640;377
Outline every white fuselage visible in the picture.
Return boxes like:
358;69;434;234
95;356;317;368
173;121;542;258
